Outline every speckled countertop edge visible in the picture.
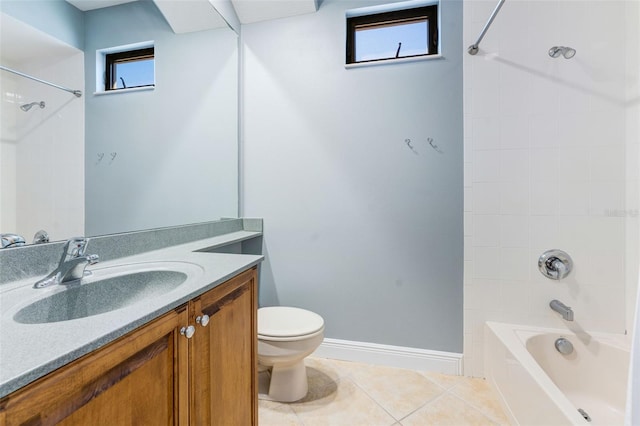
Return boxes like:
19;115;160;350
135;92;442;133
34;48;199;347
0;230;264;398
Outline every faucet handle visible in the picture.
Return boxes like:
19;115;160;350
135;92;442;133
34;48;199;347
32;230;50;244
59;237;89;263
538;249;573;280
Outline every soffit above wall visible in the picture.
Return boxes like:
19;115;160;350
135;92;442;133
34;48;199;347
153;0;228;33
66;0;318;32
65;0;137;11
65;0;228;33
230;0;318;24
0;13;79;66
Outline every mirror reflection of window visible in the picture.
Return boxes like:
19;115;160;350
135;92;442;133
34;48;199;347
355;20;429;62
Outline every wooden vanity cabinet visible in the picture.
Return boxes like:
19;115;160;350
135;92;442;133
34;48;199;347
190;267;258;426
0;267;258;426
0;306;190;425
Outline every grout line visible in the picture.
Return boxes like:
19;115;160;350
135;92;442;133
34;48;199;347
451;379;509;424
347;376;401;423
344;365;452;424
446;388;504;425
419;370;461;392
293;404;306;426
259;358;509;426
396;390;451;424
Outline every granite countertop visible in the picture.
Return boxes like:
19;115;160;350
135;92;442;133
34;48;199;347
0;230;263;398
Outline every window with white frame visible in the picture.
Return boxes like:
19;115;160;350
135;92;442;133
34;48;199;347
96;41;155;93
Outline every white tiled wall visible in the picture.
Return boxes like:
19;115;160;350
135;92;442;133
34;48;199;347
0;33;84;242
0;73;19;231
463;0;640;377
625;0;640;345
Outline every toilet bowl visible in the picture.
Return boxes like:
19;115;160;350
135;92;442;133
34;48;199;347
257;306;324;402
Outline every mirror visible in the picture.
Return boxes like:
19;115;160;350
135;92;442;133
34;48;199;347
0;0;239;247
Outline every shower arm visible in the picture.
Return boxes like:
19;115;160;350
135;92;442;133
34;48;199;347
468;0;506;55
0;65;82;98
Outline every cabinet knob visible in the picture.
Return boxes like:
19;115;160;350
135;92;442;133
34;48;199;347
180;325;196;339
196;314;210;327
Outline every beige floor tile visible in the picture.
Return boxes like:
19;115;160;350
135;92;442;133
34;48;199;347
289;377;397;426
449;377;511;425
420;370;467;390
306;357;354;383
258;399;303;426
400;393;499;426
258;358;511;426
346;363;446;420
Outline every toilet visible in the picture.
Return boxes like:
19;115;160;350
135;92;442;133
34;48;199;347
257;306;325;402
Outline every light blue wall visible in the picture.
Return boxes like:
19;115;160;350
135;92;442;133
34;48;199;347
0;0;84;50
243;0;464;352
5;0;464;354
84;0;239;235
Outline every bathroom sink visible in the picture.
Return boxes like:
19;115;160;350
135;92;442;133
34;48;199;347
14;267;192;324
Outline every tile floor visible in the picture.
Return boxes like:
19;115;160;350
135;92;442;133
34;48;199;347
258;357;511;426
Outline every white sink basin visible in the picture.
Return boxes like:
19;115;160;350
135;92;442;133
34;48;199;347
13;262;203;324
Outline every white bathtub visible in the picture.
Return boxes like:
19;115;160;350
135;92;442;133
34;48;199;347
484;321;630;426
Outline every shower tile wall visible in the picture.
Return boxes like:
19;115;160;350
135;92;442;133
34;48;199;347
0;14;87;242
0;27;84;242
463;0;640;377
0;72;18;230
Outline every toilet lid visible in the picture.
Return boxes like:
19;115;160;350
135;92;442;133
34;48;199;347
258;306;324;338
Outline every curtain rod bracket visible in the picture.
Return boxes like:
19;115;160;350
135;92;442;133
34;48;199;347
468;0;506;55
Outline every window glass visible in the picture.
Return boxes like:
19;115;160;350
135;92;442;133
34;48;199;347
106;47;154;90
355;20;428;62
110;58;154;89
346;5;438;65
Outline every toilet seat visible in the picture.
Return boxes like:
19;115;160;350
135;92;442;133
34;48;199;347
258;307;324;342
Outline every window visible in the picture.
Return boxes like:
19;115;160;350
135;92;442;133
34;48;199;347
346;5;438;65
105;47;155;91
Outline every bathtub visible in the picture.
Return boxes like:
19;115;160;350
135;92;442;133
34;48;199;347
484;321;630;426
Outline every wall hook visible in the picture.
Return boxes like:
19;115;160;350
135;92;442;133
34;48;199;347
428;138;444;154
405;138;419;155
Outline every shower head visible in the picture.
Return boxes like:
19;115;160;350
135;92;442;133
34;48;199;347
548;46;576;59
20;101;45;112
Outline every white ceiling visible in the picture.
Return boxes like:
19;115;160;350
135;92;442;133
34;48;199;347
65;0;137;11
65;0;318;27
231;0;318;25
153;0;228;33
0;0;319;65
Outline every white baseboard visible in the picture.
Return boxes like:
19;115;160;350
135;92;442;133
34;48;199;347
312;338;463;375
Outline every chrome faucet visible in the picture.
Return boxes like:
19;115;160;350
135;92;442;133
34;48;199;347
550;299;574;321
32;229;50;244
1;233;25;248
34;237;99;289
538;250;573;280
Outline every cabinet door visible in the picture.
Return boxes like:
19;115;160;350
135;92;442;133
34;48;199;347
190;267;257;426
0;306;190;426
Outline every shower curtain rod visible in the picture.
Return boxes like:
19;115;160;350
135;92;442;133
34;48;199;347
0;65;82;98
468;0;506;55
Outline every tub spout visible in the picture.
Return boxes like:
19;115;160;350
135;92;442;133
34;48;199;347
550;299;574;321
